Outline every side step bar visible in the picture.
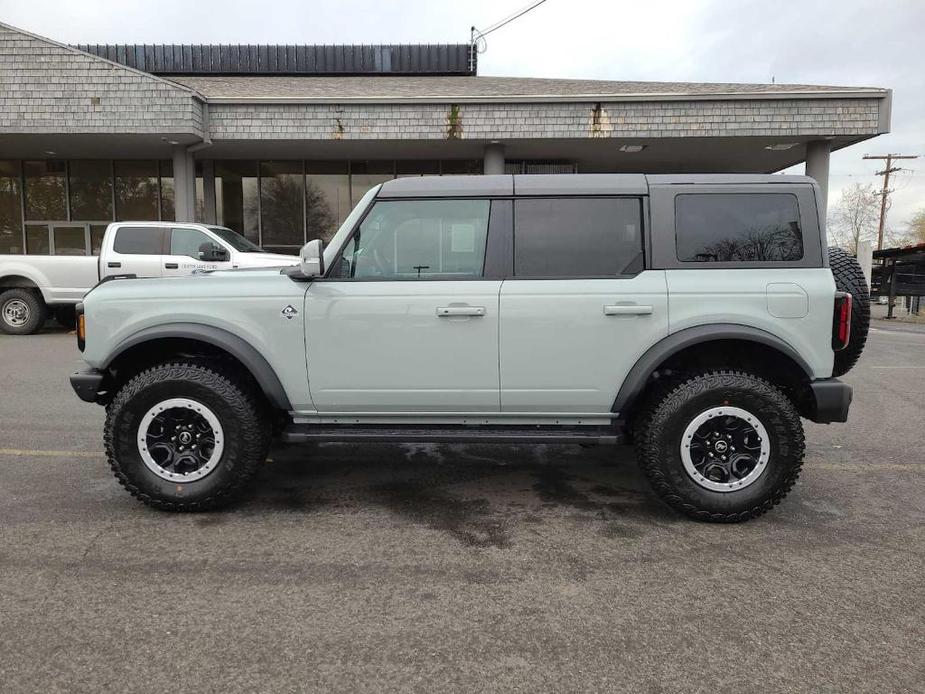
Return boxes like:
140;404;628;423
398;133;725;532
281;424;623;446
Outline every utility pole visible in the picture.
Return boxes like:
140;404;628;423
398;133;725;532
863;153;919;250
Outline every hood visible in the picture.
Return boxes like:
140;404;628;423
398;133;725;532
237;251;299;267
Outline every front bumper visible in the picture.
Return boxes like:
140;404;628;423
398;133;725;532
70;368;106;404
808;378;852;424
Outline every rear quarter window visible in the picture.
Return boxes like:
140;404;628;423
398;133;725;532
676;193;803;263
112;226;166;255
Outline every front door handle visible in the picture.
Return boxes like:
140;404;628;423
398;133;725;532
436;306;486;317
107;262;121;268
165;263;179;269
604;304;653;316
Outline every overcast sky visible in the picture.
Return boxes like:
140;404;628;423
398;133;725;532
2;0;922;232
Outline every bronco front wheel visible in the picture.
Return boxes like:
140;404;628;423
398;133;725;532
104;361;271;511
634;370;805;522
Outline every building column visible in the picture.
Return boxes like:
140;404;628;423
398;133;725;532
483;143;505;175
805;140;831;222
201;159;217;224
172;145;195;222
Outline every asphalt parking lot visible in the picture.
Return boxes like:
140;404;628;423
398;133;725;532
1;326;923;693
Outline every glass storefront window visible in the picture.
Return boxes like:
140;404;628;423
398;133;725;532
24;160;67;220
90;224;107;255
69;160;113;221
159;160;175;222
115;161;159;221
53;225;88;256
259;161;304;248
306;162;350;242
26;225;50;254
216;161;259;244
397;160;440;177
350;161;394;206
440;160;482;175
0;161;23;254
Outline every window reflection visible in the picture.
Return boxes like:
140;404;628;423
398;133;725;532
306;162;349;242
260;161;303;248
69;160;113;220
0;161;22;254
24;161;67;220
115;161;159;221
159;160;175;221
216;161;259;244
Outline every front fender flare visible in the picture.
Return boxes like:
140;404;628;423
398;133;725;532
104;323;292;410
612;324;814;416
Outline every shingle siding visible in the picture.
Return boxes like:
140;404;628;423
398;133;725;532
0;25;203;135
209;98;881;141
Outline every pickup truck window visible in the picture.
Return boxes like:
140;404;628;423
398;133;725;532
170;228;216;259
335;199;490;280
112;226;167;255
676;193;804;263
513;197;644;278
206;226;263;253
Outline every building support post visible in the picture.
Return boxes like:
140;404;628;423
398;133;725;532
805;140;831;224
483;143;505;175
201;160;216;224
172;145;195;223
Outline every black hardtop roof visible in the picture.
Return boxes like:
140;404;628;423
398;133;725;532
377;173;815;198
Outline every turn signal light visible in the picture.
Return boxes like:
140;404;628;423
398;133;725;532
76;303;86;352
832;292;852;351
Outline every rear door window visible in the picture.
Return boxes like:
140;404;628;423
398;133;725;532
676;193;803;262
513;198;644;277
112;226;167;255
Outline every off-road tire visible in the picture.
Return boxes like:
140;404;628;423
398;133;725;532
828;246;870;376
0;288;47;335
634;370;805;523
104;361;271;511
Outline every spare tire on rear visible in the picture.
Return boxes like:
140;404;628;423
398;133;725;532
828;247;870;376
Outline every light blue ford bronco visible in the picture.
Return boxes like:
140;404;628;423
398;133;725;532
70;174;869;522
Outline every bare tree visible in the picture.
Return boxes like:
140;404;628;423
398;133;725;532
827;183;880;254
907;208;925;245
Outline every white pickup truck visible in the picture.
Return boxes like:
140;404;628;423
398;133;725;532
0;222;297;334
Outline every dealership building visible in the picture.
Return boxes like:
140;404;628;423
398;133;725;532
0;20;891;255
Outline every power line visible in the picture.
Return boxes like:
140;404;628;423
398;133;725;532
863;153;919;250
469;0;550;69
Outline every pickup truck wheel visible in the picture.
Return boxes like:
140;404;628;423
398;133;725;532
0;288;47;335
104;361;271;511
634;370;804;523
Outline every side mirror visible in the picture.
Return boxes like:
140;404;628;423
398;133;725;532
300;238;325;277
198;244;229;262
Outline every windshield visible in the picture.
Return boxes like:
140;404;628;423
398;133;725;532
207;226;264;253
323;185;381;269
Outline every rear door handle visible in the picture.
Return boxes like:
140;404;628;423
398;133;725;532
436;306;486;317
165;263;179;269
604;304;653;316
107;262;121;268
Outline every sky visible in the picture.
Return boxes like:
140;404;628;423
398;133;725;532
1;0;922;233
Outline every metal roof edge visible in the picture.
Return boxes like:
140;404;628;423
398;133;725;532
201;89;890;105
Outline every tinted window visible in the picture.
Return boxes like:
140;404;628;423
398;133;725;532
335;199;490;280
170;228;216;259
53;226;88;256
676;193;803;263
113;226;165;255
514;198;643;277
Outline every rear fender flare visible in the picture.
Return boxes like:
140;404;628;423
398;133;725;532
612;324;813;416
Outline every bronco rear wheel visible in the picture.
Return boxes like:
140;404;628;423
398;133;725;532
634;370;805;523
104;361;271;511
